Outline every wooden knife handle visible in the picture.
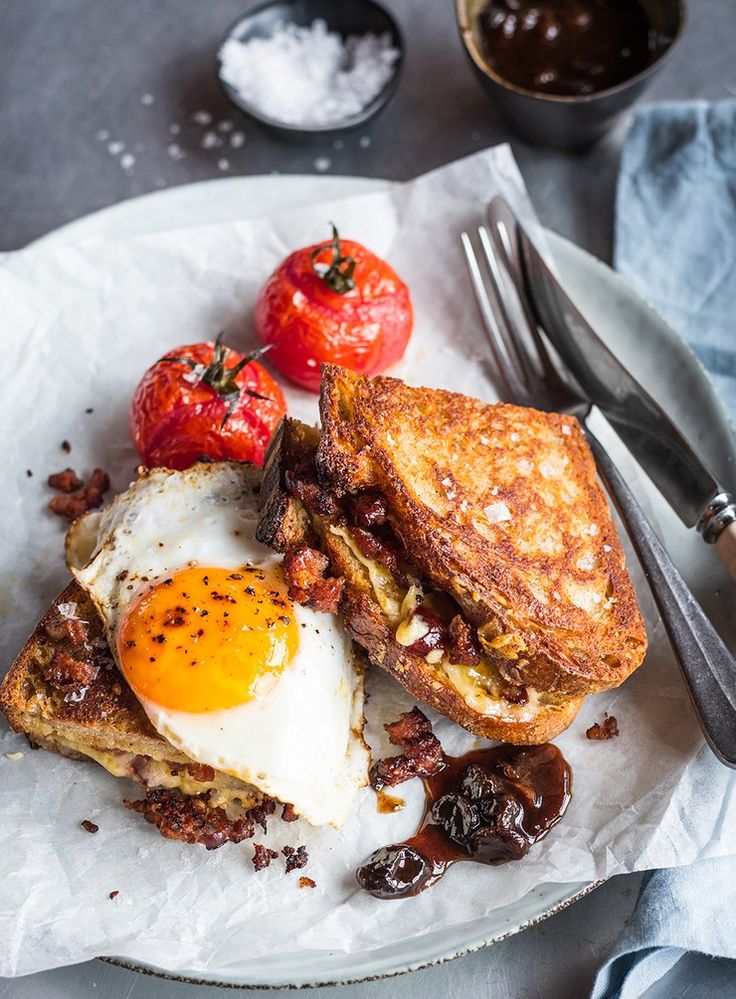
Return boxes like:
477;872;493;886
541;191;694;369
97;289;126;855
715;521;736;583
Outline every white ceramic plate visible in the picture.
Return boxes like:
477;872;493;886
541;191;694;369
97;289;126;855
32;174;736;989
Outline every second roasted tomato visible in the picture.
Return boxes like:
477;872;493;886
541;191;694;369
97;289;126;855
130;335;286;470
255;225;413;392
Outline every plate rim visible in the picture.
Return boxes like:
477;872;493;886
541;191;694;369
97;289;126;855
20;173;727;989
97;878;605;990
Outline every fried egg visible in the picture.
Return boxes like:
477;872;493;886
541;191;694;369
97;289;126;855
66;462;369;828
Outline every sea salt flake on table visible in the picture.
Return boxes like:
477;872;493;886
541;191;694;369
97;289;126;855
141;93;154;106
229;131;245;148
190;110;213;126
219;18;399;126
107;140;124;156
202;130;223;150
314;157;331;173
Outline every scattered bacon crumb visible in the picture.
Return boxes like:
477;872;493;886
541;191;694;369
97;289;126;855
281;802;298;823
370;707;445;790
586;715;619;741
448;615;482;667
47;468;83;493
248;797;277;834
124;789;258;850
252;844;279;871
186;762;216;783
109;890;119;900
282;546;344;613
44;614;89;646
43;651;98;691
61;440;71;453
48;467;110;521
81;819;98;833
299;876;316;889
282;845;309;873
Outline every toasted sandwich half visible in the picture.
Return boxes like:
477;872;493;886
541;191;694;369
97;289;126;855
0;579;264;813
257;365;648;744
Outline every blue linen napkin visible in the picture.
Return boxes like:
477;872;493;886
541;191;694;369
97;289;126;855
592;100;736;999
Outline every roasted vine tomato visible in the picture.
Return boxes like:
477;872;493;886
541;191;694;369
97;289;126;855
255;224;413;392
130;335;286;470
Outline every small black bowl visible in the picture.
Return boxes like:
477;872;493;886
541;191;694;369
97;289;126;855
217;0;404;140
456;0;687;149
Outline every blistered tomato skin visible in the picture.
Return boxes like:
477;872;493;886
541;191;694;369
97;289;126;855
130;340;287;470
255;238;413;392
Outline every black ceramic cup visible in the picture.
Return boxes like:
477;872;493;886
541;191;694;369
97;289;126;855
455;0;687;149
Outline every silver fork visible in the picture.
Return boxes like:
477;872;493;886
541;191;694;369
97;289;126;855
461;221;736;767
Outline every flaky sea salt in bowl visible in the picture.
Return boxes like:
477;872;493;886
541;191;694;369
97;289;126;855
217;0;404;138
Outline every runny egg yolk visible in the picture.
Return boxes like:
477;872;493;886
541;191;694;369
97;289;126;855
117;565;298;713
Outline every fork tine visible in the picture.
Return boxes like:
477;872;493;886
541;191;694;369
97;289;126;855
477;225;537;388
485;201;577;398
460;230;529;405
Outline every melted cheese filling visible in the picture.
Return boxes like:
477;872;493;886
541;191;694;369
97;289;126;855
332;526;539;719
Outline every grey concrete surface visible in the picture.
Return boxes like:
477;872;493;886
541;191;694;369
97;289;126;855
1;0;735;996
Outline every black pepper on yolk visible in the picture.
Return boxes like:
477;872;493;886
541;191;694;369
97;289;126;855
117;565;299;713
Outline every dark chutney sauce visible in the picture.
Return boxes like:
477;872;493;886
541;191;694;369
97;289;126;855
357;742;572;899
478;0;654;97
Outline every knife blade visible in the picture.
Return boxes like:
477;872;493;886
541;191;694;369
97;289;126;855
515;220;724;530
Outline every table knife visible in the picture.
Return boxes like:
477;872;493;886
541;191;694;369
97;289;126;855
488;199;736;582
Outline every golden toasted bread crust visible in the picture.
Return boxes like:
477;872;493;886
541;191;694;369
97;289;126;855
317;366;647;696
0;581;261;806
0;581;167;749
257;416;585;744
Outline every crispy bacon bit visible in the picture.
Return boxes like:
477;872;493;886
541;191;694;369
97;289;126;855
282;844;309;873
586;715;619;740
81;819;98;833
252;844;279;871
283;546;344;613
124;788;256;849
248;797;277;834
406;607;447;658
351;490;388;528
285;450;340;518
186;762;215;783
281;802;298;823
351;527;400;575
44;614;89;646
299;876;316;889
501;684;528;705
61;440;71;453
370;708;445;790
48;467;110;521
43;651;98;691
448;614;482;666
47;468;83;493
109;890;119;899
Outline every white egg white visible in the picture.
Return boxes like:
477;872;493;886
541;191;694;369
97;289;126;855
67;462;370;827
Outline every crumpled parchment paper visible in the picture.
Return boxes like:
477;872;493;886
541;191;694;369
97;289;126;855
1;146;734;978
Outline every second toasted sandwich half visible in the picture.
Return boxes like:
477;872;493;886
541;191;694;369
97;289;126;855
257;365;647;744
